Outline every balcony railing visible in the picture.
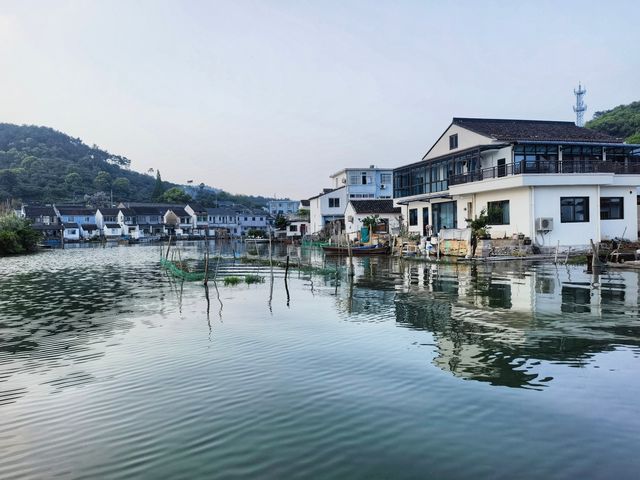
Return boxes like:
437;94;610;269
448;160;640;186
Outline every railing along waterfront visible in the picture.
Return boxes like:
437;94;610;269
449;160;640;186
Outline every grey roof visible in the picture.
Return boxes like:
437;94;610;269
452;117;624;143
206;207;239;216
98;208;121;216
63;222;79;228
350;199;401;215
104;223;121;229
308;186;345;200
57;207;94;216
24;205;57;217
300;199;310;207
168;207;190;217
81;223;98;231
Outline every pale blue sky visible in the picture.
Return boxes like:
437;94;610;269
0;0;638;198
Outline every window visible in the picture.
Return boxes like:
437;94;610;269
349;174;359;185
381;173;392;184
329;198;340;208
561;197;589;223
289;225;298;232
409;208;418;226
600;197;624;220
449;134;458;150
487;200;510;225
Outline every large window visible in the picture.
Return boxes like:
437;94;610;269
449;134;458;150
328;198;340;208
600;197;624;220
381;173;392;184
561;197;589;223
432;201;457;232
487;200;510;225
514;145;559;173
409;208;418;226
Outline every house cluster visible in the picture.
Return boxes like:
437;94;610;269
307;166;400;239
20;202;273;243
307;119;640;249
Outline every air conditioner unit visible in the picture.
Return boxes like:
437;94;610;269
380;185;386;189
342;178;347;184
536;217;553;231
347;215;354;222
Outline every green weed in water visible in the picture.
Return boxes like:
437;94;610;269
244;274;265;284
223;276;242;286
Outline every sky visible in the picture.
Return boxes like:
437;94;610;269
0;0;638;199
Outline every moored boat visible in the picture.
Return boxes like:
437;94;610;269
322;244;390;256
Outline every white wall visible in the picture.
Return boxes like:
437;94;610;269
309;187;347;234
533;185;599;248
425;124;495;160
599;186;638;241
460;186;532;239
344;204;401;235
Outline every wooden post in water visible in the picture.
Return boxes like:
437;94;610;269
285;255;290;280
346;233;354;277
554;240;560;264
203;233;210;285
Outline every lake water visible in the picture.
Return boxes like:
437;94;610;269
1;242;639;479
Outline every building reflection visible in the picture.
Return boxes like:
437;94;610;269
337;259;640;389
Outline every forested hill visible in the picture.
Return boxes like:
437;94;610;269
0;123;271;208
0;123;162;204
585;100;640;144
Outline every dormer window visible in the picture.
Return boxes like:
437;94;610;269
449;134;458;150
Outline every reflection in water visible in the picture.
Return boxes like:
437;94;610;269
1;244;640;478
337;260;640;389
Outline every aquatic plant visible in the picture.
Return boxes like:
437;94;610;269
223;276;242;286
244;274;265;284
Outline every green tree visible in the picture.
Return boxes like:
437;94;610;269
65;172;83;192
161;187;192;204
112;177;130;198
0;214;41;255
152;170;165;200
93;170;112;191
274;214;288;230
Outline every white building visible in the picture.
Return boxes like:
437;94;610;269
393;117;640;249
268;200;299;216
309;166;393;234
309;187;347;234
344;199;402;239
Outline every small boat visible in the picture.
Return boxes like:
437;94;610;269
322;244;390;256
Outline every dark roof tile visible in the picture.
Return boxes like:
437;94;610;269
350;199;401;214
452;117;624;143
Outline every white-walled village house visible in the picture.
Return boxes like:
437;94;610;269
393;118;640;249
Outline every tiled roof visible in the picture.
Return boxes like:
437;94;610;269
308;186;345;200
169;207;190;217
24;205;57;217
57;207;94;216
98;208;121;216
81;223;98;230
350;199;401;214
104;223;121;229
452;118;624;143
63;222;79;228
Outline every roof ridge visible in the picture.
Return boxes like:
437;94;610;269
453;117;575;125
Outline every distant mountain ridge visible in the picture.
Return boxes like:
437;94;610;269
585;100;640;144
0;123;272;208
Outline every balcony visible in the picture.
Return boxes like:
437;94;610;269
449;160;640;186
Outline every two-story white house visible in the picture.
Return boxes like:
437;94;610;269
393;117;640;249
309;166;393;234
57;207;98;240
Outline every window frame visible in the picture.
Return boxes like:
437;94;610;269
600;197;624;220
409;208;418;226
560;196;590;223
449;134;458;150
487;200;510;225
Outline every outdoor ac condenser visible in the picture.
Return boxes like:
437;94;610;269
536;217;553;231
